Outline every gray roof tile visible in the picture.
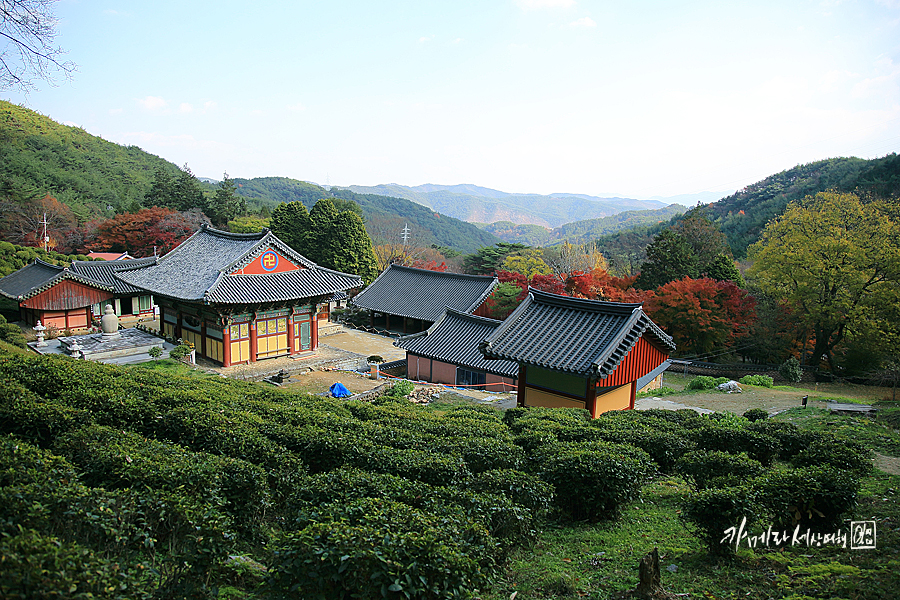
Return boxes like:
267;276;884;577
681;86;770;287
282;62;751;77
395;308;518;378
69;257;157;294
352;265;497;322
115;225;361;304
480;288;675;380
0;259;112;300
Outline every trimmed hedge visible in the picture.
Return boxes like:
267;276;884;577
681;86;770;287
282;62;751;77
739;375;774;388
267;498;495;600
681;486;758;555
755;465;861;531
675;450;765;490
533;440;654;521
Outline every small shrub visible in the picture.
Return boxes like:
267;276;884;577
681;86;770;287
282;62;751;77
681;486;758;555
467;468;555;518
779;357;803;384
742;408;769;422
755;465;861;531
367;355;384;364
792;434;873;477
686;376;730;390
534;441;653;521
675;449;765;490
746;420;809;459
692;425;780;465
168;344;192;360
267;498;495;600
739;375;774;388
148;346;162;359
385;379;415;398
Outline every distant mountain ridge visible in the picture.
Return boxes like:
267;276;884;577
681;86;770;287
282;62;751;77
346;183;681;228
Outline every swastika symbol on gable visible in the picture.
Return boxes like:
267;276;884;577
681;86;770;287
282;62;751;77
261;251;279;271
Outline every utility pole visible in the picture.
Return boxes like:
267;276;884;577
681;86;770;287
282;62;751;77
401;223;410;246
40;212;50;252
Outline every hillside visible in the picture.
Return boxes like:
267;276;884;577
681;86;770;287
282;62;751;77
705;154;900;258
0;100;180;221
231;177;501;253
347;183;670;228
481;204;687;246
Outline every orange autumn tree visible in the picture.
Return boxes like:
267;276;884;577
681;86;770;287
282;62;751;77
86;207;200;256
643;277;756;356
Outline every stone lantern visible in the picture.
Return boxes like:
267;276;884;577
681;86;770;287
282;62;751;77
33;320;47;347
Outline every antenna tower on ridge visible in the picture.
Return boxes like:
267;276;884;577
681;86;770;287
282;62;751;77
401;223;411;246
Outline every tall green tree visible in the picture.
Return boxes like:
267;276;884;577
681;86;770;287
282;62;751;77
269;201;313;257
635;230;699;290
748;192;900;371
207;173;242;227
269;199;378;283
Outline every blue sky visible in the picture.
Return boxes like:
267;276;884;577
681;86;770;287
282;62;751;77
4;0;900;199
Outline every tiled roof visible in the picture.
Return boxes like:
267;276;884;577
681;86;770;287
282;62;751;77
395;308;518;378
69;257;157;294
0;259;113;301
480;288;675;381
86;252;133;260
115;225;361;304
352;265;497;322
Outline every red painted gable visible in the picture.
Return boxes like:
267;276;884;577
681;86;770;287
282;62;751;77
595;337;669;387
21;279;113;311
232;249;301;275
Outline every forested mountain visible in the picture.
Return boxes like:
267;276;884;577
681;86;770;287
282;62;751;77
347;183;671;228
705;155;900;258
481;204;687;246
0;100;179;220
231;177;501;253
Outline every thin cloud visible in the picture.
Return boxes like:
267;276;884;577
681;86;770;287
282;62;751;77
137;96;167;111
452;37;463;44
516;0;576;10
418;35;434;43
179;103;193;113
287;102;306;112
568;16;596;28
108;108;123;116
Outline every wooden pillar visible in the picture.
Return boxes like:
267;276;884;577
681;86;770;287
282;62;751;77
287;315;295;353
311;316;319;350
586;381;598;419
223;326;232;367
200;321;207;361
159;306;165;335
369;311;374;327
249;319;258;362
385;314;391;331
403;316;408;335
517;365;527;407
629;381;637;410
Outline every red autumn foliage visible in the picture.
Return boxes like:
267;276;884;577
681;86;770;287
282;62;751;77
530;273;567;296
85;207;199;257
406;259;449;272
643;277;756;356
565;269;647;303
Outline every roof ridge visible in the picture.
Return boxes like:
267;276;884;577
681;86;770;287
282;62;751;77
444;306;502;325
530;287;642;314
390;264;497;281
200;223;268;240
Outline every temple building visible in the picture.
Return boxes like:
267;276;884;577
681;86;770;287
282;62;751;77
395;308;518;391
116;225;361;366
352;264;497;334
0;257;157;330
480;288;675;418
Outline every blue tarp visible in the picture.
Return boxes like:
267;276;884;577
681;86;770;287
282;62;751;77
329;382;351;398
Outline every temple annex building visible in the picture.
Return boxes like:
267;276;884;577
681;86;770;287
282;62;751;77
115;225;361;367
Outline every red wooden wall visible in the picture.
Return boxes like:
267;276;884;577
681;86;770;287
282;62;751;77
596;337;669;387
20;280;112;311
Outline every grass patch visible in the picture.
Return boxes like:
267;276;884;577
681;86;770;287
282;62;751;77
125;358;216;379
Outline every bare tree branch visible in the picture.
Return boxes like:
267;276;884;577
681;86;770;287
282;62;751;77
0;0;76;92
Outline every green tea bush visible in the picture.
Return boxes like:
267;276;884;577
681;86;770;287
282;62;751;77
746;421;809;459
430;488;537;552
0;379;89;445
385;379;415;397
0;529;151;600
506;407;591;434
432;436;525;473
692;426;780;465
687;376;730;390
755;465;861;531
285;467;432;516
628;430;697;473
467;468;555;518
346;444;471;486
742;408;769;421
675;450;765;490
267;498;495;600
739;375;774;388
792;434;874;477
680;486;758;555
534;441;653;521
